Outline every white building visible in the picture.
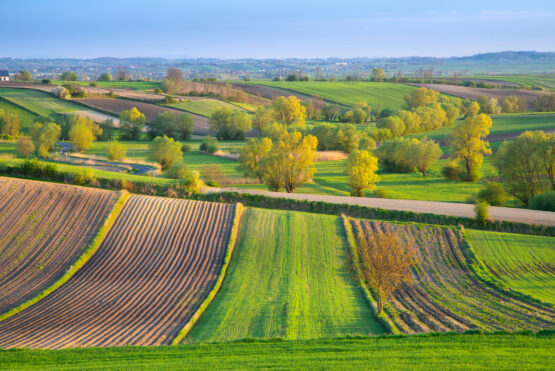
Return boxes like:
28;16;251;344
0;70;9;81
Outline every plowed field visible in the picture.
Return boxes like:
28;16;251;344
0;195;236;349
0;177;118;315
350;220;555;333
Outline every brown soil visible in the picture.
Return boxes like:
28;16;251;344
231;83;311;101
0;177;118;315
0;195;236;349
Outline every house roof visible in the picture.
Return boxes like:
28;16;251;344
0;70;9;77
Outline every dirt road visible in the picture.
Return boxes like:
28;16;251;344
207;187;555;226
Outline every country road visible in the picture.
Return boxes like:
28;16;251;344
207;187;555;227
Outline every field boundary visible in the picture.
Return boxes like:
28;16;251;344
0;95;41;118
171;203;245;345
460;227;554;309
341;215;399;334
0;190;130;323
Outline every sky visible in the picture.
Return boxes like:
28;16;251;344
2;0;554;59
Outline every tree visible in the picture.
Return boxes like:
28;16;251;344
98;72;113;81
261;122;288;141
252;106;275;134
406;138;442;177
371;67;386;82
16;70;32;81
69;122;94;152
466;101;480;116
404;87;439;108
450;113;492;181
322;104;341;121
60;71;77;81
238;137;273;181
115;66;130;81
120;107;146;140
52;86;71;100
107;140;126;161
493;131;549;206
477;96;500;114
346;150;380;196
474;200;491;227
260;131;318;193
377;116;405;137
0;110;20;137
166;159;189;179
355;228;417;314
398;110;421;134
534;93;555;112
149;111;194;141
199;136;218;153
271;96;306;125
30;122;61;157
477;182;507;206
17;137;34;157
161;67;184;94
502;95;527;113
352;108;367;123
414;104;447;131
209;108;252;140
149;135;182;169
443;103;460;126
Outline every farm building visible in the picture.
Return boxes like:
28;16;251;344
0;70;9;81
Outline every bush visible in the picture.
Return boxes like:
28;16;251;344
442;161;460;180
181;144;191;152
477;182;507;206
529;190;555;211
41;79;51;84
89;82;97;87
107;140;126;161
199;136;218;154
154;88;162;94
166;159;189;179
52;86;71;100
205;180;220;187
178;170;201;194
474;200;490;227
74;168;97;186
164;95;176;104
17;137;34;158
372;189;388;198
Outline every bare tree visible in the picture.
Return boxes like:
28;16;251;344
356;228;418;314
115;66;130;81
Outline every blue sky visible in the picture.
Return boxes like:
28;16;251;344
2;0;554;59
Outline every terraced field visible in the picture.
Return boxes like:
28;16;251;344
466;230;555;304
187;208;385;342
0;88;82;116
350;219;555;333
0;195;237;349
165;98;249;117
0;177;118;315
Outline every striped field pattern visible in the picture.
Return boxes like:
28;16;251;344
0;194;236;349
0;177;118;315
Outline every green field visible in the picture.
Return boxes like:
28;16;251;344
0;99;38;133
466;230;555;304
166;98;249;117
0;88;82;117
470;75;555;91
1;334;552;370
251;81;415;110
51;80;161;90
187;208;385;342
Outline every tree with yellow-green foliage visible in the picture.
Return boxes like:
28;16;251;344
252;106;276;134
238;137;273;181
149;135;182;169
68;115;102;152
120;107;146;140
271;96;306;126
406;138;442;177
404;87;439;108
450;113;492;181
107;140;126;161
209;107;252;140
502;95;528;113
260;131;317;193
17;137;34;157
0;110;20;137
346;150;380;196
30;122;61;157
371;67;386;82
466;101;480;117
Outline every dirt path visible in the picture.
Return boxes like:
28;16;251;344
206;187;555;226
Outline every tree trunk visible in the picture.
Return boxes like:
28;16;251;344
377;293;383;314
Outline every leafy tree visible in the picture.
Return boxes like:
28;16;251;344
474;200;491;227
477;96;500;114
0;110;20;137
166;159;189;179
260;131;318;193
450;113;492;181
238;137;273;181
371;67;386;82
69;121;94;152
406;138;442;177
17;137;34;157
534;93;555;112
442;103;460;126
322;104;341;121
477;182;507;206
98;72;113;81
252;106;275;133
16;70;32;81
30;122;61;157
346;150;380;196
466;101;480;116
199;136;218;153
149;135;182;169
60;71;77;81
352;108;367;123
356;229;417;314
414;104;447;131
343;110;354;123
209;108;252;140
502;95;527;113
120;107;146;140
398;110;421;133
260;122;288;141
149;111;194;141
404;87;439;108
271;96;306;125
107;140;126;161
52;86;71;100
376;116;405;137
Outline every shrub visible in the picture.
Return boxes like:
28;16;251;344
372;189;388;198
205;180;220;187
52;86;71;100
474;200;490;227
89;82;97;87
477;182;507;206
164;95;176;104
74;168;97;186
178;170;201;194
41;79;51;84
529;190;555;211
166;159;189;179
154;88;162;94
199;136;218;154
181;144;191;152
442;161;460;180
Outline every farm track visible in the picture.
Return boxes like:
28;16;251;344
350;220;555;333
0;195;236;349
0;177;118;315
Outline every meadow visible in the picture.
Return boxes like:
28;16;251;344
165;98;249;117
0;88;82;117
0;99;38;133
187;208;385;342
51;80;161;91
471;75;555;91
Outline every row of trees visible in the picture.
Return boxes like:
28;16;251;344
0;109;20;138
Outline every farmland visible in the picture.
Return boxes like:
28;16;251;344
0;195;237;349
466;230;555;304
0;177;118;315
0;88;82;117
350;219;555;333
468;75;555;91
187;208;385;342
247;81;416;109
0;98;38;133
165;98;250;117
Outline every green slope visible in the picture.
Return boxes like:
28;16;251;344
165;98;248;117
466;230;555;304
187;208;385;342
0;88;82;117
0;99;38;133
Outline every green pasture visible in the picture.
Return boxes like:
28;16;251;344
0;99;38;133
0;88;81;117
165;98;248;117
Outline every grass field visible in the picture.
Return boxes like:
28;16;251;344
470;75;555;91
0;334;552;370
165;98;248;117
466;230;555;304
0;99;38;133
251;81;415;110
51;80;161;90
187;208;385;342
0;88;82;117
